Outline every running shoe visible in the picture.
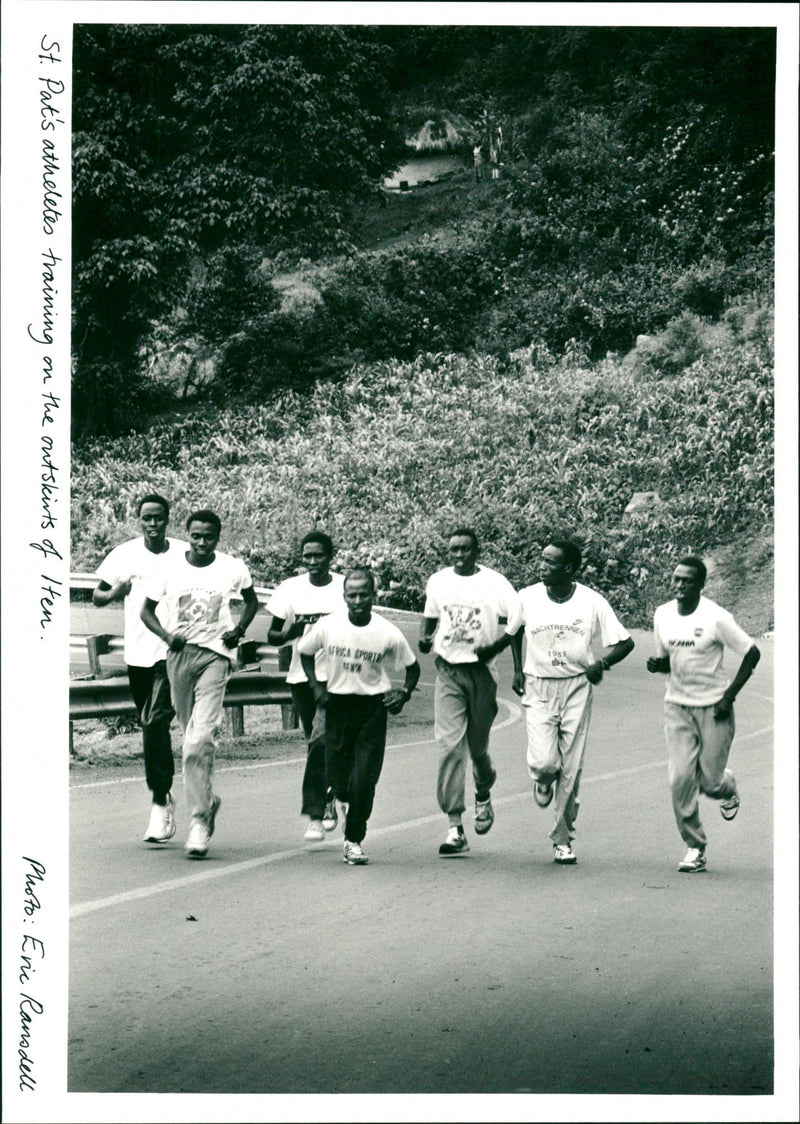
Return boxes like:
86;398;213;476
720;792;740;821
474;797;495;835
143;793;176;843
678;847;706;873
439;826;470;856
534;780;555;808
322;798;338;832
304;819;325;842
343;840;369;865
207;794;222;838
185;821;210;858
553;843;577;864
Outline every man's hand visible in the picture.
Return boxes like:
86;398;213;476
475;642;499;663
168;634;187;653
511;670;525;697
383;688;408;715
418;636;433;654
713;695;734;721
311;682;328;707
113;578;133;600
585;660;605;685
222;626;243;649
647;656;670;674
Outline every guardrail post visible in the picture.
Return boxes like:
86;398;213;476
225;646;247;738
86;635;111;679
278;646;299;732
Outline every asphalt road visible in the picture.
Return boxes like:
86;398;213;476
69;634;776;1100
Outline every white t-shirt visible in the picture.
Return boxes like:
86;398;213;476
95;537;189;667
297;610;416;696
653;595;753;706
519;582;630;678
423;565;522;666
146;549;254;662
266;572;345;684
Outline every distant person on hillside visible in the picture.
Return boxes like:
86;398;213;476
298;567;420;866
473;145;484;183
510;539;634;865
420;529;522;856
489;139;500;180
648;556;760;873
266;531;345;844
141;509;259;858
93;494;188;845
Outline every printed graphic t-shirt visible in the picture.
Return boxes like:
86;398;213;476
423;566;522;666
519;582;630;678
96;537;189;666
266;572;345;684
297;610;416;695
653;595;753;706
146;550;253;661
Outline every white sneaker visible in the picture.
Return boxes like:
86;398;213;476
185;821;210;858
304;819;325;842
439;826;470;856
322;798;338;832
144;794;176;843
678;847;706;873
343;840;369;865
553;843;577;864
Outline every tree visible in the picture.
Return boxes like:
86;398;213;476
72;24;401;437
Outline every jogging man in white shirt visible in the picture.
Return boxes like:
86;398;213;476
141;509;259;858
511;539;634;865
266;531;345;843
93;494;188;844
420;529;522;857
298;567;420;866
648;555;760;873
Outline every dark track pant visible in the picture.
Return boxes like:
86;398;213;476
325;693;387;844
291;681;329;820
127;661;175;804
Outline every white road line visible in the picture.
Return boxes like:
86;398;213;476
70;721;772;920
70;697;522;790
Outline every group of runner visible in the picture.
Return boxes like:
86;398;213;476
93;495;761;871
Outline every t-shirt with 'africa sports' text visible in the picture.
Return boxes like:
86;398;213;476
297;610;416;695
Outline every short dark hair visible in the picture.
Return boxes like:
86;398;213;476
301;530;334;558
448;527;479;550
547;538;582;572
344;566;376;594
186;509;221;534
137;493;170;518
677;555;707;585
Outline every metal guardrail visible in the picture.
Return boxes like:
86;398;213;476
70;671;292;721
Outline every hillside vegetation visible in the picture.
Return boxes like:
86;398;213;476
72;302;773;630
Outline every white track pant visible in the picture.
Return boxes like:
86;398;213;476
523;674;593;846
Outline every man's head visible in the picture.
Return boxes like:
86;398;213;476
137;494;169;545
540;539;581;586
448;528;479;576
671;555;706;609
301;531;334;581
344;567;375;623
186;509;221;563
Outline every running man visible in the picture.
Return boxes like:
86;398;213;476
298;567;420;866
141;509;259;858
266;531;345;843
420;529;522;857
92;494;187;844
511;539;634;865
648;555;760;873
